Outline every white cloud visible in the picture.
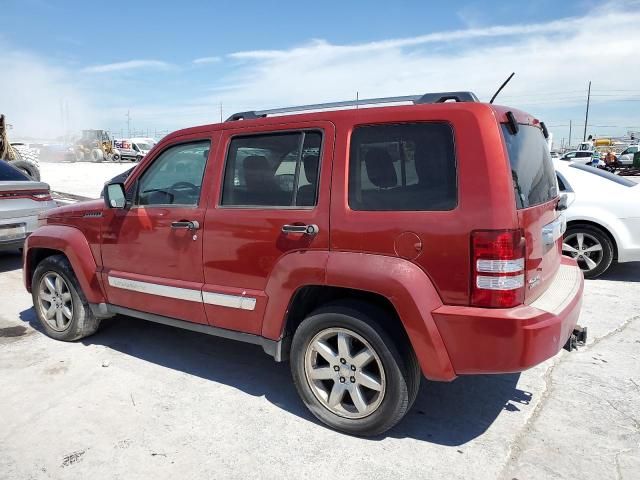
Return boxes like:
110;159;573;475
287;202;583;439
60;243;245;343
82;59;171;73
213;0;640;140
193;56;221;64
0;43;99;139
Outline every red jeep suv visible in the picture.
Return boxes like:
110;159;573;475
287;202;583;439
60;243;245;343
24;92;584;436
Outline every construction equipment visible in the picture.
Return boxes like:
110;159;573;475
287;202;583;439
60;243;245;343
73;129;120;163
0;114;41;180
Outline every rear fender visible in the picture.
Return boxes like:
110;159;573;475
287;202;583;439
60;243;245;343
24;225;105;303
261;250;455;381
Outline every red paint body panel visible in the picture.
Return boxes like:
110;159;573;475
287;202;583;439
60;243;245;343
201;121;334;333
24;225;106;304
433;257;583;374
324;251;456;381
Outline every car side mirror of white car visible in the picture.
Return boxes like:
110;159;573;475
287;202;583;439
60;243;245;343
556;193;568;211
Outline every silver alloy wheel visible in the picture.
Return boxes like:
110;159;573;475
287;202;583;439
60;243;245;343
37;272;73;332
562;232;603;272
304;327;386;419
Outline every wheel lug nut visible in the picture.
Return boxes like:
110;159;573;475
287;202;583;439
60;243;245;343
333;365;340;372
339;377;345;383
350;365;356;371
350;377;355;383
340;358;346;364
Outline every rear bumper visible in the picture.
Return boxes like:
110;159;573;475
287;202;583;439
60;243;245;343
432;257;583;375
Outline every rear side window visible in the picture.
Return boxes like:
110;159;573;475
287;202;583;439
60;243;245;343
576;151;592;158
348;123;457;211
502;125;557;209
0;160;29;181
221;131;322;207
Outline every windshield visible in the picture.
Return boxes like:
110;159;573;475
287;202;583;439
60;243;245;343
136;143;152;150
0;160;29;181
501;124;557;209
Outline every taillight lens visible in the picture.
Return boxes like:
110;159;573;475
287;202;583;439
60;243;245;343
32;191;52;201
471;229;525;308
0;190;52;201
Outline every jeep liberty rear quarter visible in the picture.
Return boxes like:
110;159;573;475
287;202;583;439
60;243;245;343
24;91;584;436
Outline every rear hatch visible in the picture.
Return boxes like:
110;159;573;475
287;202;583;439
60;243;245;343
501;123;562;303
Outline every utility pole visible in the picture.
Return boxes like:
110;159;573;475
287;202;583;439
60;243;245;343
126;110;131;138
583;81;591;142
568;120;572;149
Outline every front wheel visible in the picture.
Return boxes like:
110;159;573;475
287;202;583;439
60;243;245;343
290;302;420;436
562;225;615;278
32;255;101;341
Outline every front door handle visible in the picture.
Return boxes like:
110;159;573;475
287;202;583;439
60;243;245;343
171;220;200;230
282;224;319;235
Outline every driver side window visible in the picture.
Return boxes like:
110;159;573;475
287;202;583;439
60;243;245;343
136;141;210;206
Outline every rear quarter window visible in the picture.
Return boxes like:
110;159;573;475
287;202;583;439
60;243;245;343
348;122;457;211
501;124;557;209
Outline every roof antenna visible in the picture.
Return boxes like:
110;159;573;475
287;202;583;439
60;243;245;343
489;72;515;104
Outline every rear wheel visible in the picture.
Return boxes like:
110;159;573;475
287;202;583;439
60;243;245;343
32;255;101;341
290;301;420;436
563;224;614;278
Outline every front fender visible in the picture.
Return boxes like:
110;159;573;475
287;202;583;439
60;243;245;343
24;226;106;304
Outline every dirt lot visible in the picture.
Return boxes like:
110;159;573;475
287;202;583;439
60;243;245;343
1;249;639;479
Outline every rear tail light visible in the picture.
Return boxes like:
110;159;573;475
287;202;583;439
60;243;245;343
0;190;51;201
31;191;52;201
471;229;525;308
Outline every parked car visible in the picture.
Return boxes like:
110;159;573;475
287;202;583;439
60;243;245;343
555;160;640;278
617;145;638;166
0;160;56;252
550;151;561;160
23;91;585;436
559;150;596;164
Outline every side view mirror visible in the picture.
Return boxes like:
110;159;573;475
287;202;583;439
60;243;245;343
556;193;568;211
104;183;127;209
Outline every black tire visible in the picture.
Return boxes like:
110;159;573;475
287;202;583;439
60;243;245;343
563;224;615;279
31;255;101;341
290;301;421;436
10;159;41;181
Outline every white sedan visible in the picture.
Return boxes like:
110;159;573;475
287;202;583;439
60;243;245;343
555;160;640;278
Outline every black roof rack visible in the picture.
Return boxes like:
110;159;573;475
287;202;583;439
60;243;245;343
225;91;479;122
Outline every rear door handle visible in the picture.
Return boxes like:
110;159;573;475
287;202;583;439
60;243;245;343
171;220;200;230
282;224;319;235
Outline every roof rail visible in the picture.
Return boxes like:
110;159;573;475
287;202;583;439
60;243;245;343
225;91;479;121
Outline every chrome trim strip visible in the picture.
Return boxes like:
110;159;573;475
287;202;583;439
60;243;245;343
202;291;257;311
107;275;257;311
108;276;202;302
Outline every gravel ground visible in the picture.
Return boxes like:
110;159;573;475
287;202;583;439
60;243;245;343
0;250;638;480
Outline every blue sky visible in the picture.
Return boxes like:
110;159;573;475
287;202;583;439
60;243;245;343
1;0;639;146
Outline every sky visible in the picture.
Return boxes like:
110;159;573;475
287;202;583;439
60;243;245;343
1;0;639;147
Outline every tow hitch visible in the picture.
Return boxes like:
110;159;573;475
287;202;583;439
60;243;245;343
564;325;588;351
